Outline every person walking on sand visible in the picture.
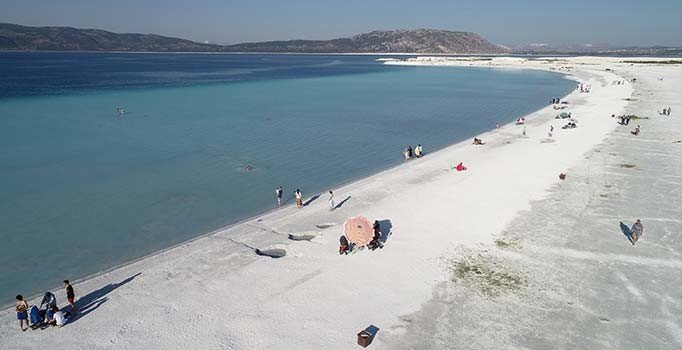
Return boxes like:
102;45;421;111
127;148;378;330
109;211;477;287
64;280;77;312
15;295;30;331
328;190;335;210
549;125;554;137
275;186;283;207
295;189;303;208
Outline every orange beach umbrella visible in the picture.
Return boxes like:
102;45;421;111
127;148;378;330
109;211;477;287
344;216;374;246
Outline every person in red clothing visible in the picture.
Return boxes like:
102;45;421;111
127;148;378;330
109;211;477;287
455;162;467;171
64;280;78;312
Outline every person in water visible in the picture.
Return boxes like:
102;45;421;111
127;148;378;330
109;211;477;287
415;144;423;158
275;186;283;207
15;295;30;331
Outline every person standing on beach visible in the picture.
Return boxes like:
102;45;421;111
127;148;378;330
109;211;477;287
295;189;303;208
549;125;554;137
496;121;500;129
522;126;527;137
275;186;283;207
328;190;335;210
64;280;77;312
15;295;30;331
416;144;423;158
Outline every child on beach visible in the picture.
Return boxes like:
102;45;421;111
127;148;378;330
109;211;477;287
64;280;77;312
295;189;303;208
15;295;30;331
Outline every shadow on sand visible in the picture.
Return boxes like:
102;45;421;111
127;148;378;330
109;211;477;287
66;272;141;325
334;196;352;210
619;221;633;244
304;194;321;207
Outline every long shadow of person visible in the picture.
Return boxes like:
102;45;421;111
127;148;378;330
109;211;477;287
66;272;142;325
333;196;352;210
378;219;393;244
303;194;321;207
619;221;633;244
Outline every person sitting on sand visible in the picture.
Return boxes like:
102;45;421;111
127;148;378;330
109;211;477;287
631;125;640;135
15;295;30;332
630;219;643;245
339;235;351;255
455;162;467;171
368;220;384;250
473;138;485;145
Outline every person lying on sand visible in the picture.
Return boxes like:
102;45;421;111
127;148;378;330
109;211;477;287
453;162;467;171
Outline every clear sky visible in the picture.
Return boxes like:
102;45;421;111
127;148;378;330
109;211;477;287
1;0;681;47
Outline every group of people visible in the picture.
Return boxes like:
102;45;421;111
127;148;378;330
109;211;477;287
115;107;126;116
562;121;577;129
339;220;384;255
472;137;485;145
403;144;424;160
661;106;672;115
550;98;563;104
617;115;632;125
15;280;77;331
578;83;591;93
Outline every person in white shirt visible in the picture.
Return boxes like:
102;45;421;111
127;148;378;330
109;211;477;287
295;189;303;208
53;310;66;327
328;190;335;210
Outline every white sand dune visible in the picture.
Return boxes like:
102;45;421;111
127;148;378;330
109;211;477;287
1;57;679;350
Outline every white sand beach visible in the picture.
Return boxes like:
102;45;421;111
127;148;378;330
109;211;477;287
1;57;680;350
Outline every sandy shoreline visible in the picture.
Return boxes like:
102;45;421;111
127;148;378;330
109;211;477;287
2;56;679;350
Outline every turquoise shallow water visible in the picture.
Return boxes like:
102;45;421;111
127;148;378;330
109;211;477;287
0;53;574;305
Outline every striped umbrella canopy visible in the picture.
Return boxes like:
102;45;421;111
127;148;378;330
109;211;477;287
343;216;374;246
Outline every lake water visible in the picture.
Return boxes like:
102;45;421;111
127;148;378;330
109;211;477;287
0;52;574;305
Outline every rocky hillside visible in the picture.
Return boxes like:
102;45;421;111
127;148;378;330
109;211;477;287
0;23;221;52
0;24;508;54
224;29;509;54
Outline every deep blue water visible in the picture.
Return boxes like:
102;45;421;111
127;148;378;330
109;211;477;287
0;52;574;306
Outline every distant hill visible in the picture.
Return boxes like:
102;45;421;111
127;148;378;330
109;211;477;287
0;23;222;52
222;29;509;54
0;24;509;54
